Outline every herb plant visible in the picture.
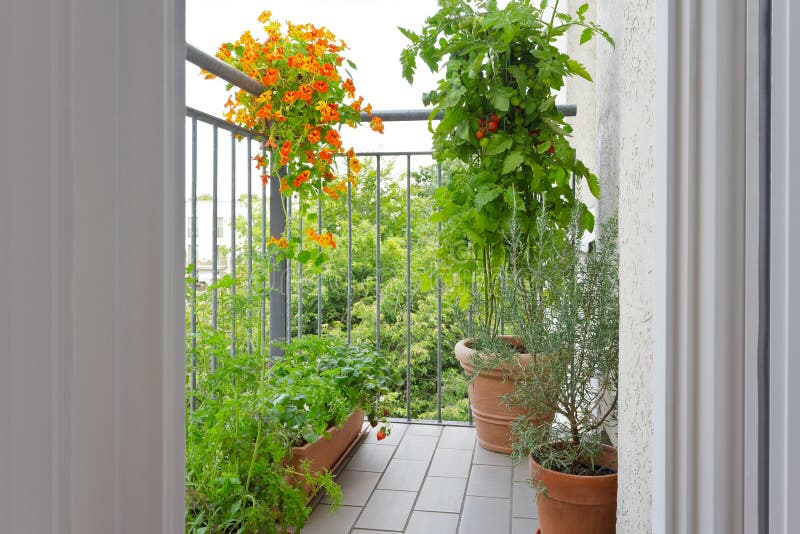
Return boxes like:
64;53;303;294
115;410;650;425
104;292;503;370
506;208;619;479
399;0;612;337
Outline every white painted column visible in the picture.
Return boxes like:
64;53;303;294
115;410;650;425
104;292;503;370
0;1;185;533
769;0;800;532
654;0;749;533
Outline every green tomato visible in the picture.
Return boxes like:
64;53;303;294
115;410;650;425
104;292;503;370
510;96;522;106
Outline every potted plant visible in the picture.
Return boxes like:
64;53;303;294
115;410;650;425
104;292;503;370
399;0;612;452
507;209;619;534
210;9;384;260
185;278;400;533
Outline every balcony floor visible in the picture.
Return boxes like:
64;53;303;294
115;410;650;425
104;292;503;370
302;423;539;534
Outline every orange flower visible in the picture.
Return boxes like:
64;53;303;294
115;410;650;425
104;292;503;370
293;169;311;188
323;185;339;200
260;174;270;186
298;84;314;102
312;80;328;93
369;116;385;134
325;129;342;148
307;128;321;144
306;228;336;249
363;103;373;115
349;157;362;174
305;150;317;163
263;68;279;85
319;63;336;79
342;78;356;98
318;149;333;164
350;96;364;112
267;235;288;248
283;91;298;103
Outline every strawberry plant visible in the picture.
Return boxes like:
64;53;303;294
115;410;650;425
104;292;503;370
399;0;612;338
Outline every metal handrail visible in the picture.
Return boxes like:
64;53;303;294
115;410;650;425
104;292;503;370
186;43;577;120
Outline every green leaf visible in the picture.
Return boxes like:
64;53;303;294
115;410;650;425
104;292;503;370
483;134;513;156
539;95;557;112
297;250;312;263
567;59;592;81
577;3;589;16
580;28;594;45
491;92;510;112
582;207;595;232
474;185;501;209
585;172;601;198
502;151;524;174
398;26;419;44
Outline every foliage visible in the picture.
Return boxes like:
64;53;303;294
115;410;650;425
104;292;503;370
210;10;383;259
185;266;399;533
225;159;473;421
399;0;612;337
507;208;619;480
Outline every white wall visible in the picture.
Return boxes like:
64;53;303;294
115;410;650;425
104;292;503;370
0;1;185;532
565;1;656;531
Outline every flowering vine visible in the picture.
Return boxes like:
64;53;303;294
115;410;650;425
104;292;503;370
206;10;383;259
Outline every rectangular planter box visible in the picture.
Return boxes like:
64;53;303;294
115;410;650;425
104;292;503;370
289;409;365;478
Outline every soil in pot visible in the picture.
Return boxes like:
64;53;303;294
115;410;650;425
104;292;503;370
528;445;617;534
455;337;551;454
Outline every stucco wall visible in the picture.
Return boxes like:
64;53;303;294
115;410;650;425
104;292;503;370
598;1;655;532
566;1;655;532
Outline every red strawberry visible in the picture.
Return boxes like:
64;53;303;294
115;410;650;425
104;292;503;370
376;427;387;441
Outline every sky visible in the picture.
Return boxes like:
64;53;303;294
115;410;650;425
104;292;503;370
186;0;444;153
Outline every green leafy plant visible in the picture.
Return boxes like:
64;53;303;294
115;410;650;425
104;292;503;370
506;208;619;481
400;0;612;338
185;265;400;533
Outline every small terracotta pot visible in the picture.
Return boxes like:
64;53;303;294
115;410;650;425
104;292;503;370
289;409;365;479
529;445;618;534
455;337;535;454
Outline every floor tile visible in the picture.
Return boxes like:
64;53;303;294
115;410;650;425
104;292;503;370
405;511;459;534
363;422;408;446
377;458;429;492
407;424;443;437
415;476;467;513
511;517;540;534
473;445;513;466
300;504;361;534
345;443;396;472
513;461;530;482
351;530;388;534
438;426;476;450
457;496;511;534
466;464;512;498
355;489;417;531
428;448;473;478
393;434;438;461
512;481;538;518
322;470;380;506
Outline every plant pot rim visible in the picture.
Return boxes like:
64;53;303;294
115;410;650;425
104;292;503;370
529;443;618;481
455;336;532;374
293;409;365;452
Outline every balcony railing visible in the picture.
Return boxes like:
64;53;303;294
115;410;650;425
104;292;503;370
185;44;577;424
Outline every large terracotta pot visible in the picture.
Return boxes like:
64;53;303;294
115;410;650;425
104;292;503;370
289;409;365;479
529;445;618;534
455;337;533;454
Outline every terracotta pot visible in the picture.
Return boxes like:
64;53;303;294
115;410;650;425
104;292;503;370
289;409;365;479
528;445;618;534
455;337;535;454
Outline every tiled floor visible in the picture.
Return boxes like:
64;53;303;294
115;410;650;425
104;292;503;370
306;423;540;534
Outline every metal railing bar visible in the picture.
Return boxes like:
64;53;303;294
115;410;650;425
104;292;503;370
347;178;353;345
286;193;291;345
190;116;198;412
187;43;266;97
348;151;434;157
186;42;577;118
261;146;268;359
375;155;381;352
211;125;219;373
246;136;253;353
297;207;303;339
230;133;237;359
405;154;412;421
317;191;322;337
186;106;265;140
437;162;443;423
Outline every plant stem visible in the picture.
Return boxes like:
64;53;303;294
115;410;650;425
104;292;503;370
547;0;561;39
